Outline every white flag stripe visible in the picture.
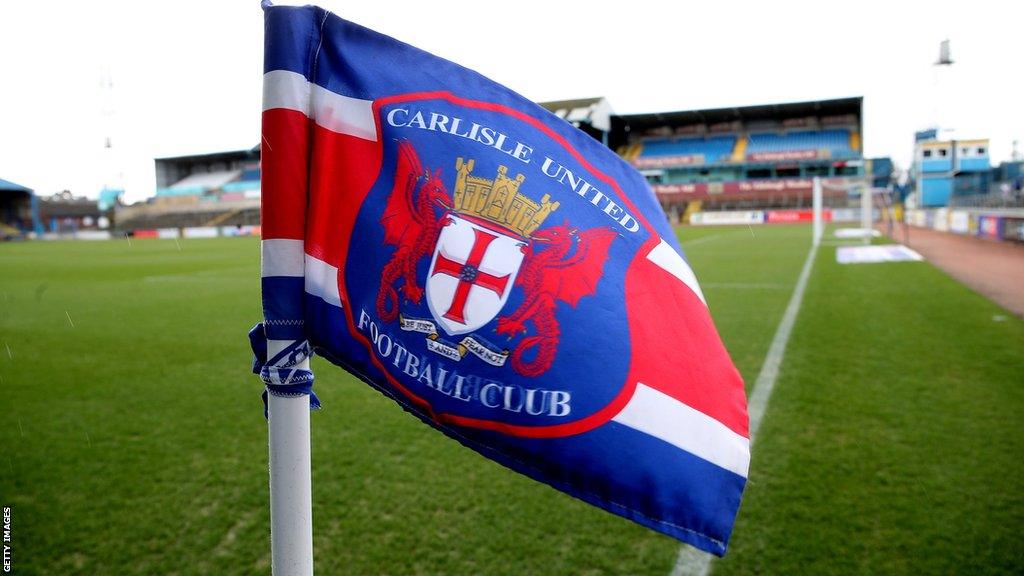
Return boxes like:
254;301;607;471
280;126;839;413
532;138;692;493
263;70;378;142
310;83;377;141
262;239;305;278
612;383;750;478
646;240;707;305
304;254;342;308
263;69;311;116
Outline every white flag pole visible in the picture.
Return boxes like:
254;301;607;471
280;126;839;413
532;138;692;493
267;352;314;576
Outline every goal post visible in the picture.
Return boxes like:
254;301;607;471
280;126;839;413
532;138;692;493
812;176;823;246
860;178;873;245
813;175;876;244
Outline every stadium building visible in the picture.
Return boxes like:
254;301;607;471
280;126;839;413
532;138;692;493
867;157;894;190
539;97;613;145
38;191;102;234
608;97;872;222
2;180;110;240
116;148;261;234
912;128;991;207
0;177;36;239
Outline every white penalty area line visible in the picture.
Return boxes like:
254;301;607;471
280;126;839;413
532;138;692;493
670;241;820;576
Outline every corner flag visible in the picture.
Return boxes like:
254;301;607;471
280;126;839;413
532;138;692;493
253;1;749;559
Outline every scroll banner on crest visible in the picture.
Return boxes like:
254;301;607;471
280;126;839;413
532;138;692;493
400;314;510;366
257;2;749;556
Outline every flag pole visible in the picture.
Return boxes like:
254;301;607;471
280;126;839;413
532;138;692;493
268;393;314;575
267;350;314;576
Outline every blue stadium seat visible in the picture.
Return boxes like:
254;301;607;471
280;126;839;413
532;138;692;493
638;136;737;164
746;129;854;158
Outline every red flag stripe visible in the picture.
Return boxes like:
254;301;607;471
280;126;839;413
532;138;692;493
624;250;750;438
261;108;310;241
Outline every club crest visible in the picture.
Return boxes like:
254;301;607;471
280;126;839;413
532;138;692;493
376;140;615;377
426;213;524;336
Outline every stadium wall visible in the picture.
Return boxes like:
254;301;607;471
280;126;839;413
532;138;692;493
905;208;1024;243
689;207;879;226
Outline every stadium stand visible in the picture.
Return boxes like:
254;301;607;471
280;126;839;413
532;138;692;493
539;97;613;144
746;129;855;159
162;169;243;196
155;147;260;196
610;97;866;214
116;200;259;232
117;147;261;233
0;177;35;239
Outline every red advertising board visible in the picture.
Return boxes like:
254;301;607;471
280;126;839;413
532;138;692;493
653;177;850;201
765;209;831;223
653;178;817;197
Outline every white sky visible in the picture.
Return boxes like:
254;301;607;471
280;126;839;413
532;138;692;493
1;0;1020;202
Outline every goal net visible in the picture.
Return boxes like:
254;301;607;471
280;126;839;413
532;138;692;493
813;177;887;245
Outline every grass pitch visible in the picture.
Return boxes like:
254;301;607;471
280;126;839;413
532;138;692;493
0;226;1021;575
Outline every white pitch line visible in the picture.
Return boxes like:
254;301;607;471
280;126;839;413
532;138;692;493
670;241;819;576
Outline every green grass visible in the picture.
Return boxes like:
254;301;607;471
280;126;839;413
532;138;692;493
0;227;1021;575
715;230;1024;575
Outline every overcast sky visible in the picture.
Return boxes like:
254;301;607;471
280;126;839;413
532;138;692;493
1;0;1020;202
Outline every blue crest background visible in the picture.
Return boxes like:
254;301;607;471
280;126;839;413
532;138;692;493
339;98;646;427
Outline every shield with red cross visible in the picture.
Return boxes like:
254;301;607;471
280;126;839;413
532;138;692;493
425;213;526;336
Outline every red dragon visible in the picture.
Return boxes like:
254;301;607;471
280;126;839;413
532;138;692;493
377;141;451;322
496;222;616;377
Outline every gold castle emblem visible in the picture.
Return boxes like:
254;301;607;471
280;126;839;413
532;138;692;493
453;158;559;238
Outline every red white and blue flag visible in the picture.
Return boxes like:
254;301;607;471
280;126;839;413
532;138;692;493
252;2;749;555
